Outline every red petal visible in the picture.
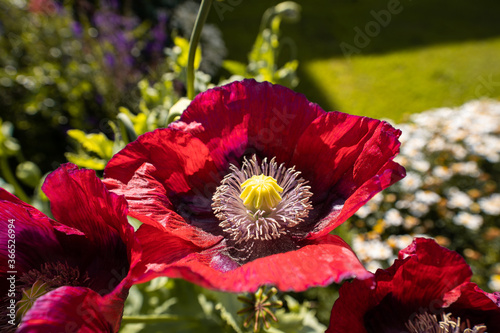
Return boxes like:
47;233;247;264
41;164;141;289
104;162;174;212
42;164;131;246
327;238;473;332
290;112;405;236
104;128;220;193
210;234;372;292
181;79;324;168
326;278;375;333
0;188;52;226
104;129;223;229
104;162;223;242
0;190;63;275
134;229;371;292
444;283;500;331
377;238;471;309
18;286;121;333
129;223;212;285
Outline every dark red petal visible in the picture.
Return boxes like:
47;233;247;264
18;286;121;333
42;164;130;246
326;278;375;333
42;164;141;290
444;283;500;331
0;190;62;275
135;229;370;292
181;79;325;168
376;238;471;310
327;238;473;332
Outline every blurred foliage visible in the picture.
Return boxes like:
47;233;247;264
120;278;325;333
0;0;170;172
221;1;300;88
65;36;204;171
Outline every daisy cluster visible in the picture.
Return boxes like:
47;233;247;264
349;99;500;291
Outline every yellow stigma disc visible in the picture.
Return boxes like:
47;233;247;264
239;174;283;213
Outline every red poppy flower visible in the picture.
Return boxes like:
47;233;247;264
0;164;141;332
104;79;405;292
327;238;500;333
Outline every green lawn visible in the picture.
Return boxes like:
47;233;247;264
210;0;500;122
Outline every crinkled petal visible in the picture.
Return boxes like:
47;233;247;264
104;128;221;195
104;162;223;244
444;283;500;331
43;164;130;247
135;229;370;292
181;79;325;168
18;286;121;333
104;129;223;227
327;238;474;332
291;112;405;237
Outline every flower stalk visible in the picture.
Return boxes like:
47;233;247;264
186;0;213;100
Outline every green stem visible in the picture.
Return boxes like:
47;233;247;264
0;158;30;203
121;314;199;324
186;0;213;100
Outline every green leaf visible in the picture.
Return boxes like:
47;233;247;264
118;107;150;136
222;60;249;77
207;291;244;333
64;152;107;170
67;129;113;159
266;296;326;333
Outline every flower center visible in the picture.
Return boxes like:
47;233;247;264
240;174;283;213
405;311;487;333
212;155;313;244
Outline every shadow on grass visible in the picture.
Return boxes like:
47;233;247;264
209;0;500;111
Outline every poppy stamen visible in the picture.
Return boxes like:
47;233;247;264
405;311;487;333
212;155;313;244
